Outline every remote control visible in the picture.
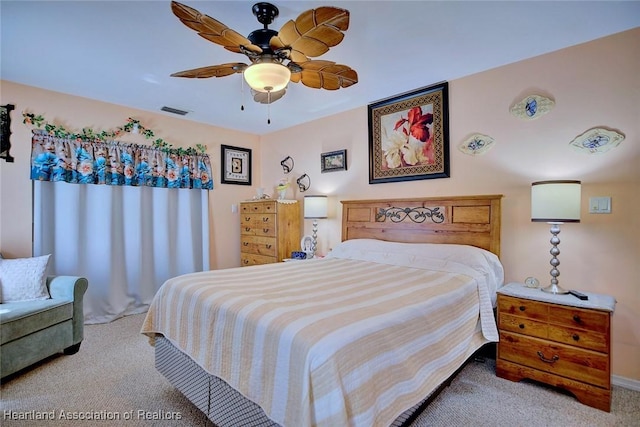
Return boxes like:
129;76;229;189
569;290;589;300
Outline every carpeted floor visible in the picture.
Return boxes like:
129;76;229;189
1;313;638;426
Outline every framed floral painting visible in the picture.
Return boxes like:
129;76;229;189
221;144;252;185
368;82;449;184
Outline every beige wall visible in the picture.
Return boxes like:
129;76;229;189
1;28;638;381
259;29;639;380
0;81;261;270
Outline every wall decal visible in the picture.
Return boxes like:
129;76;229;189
569;127;625;154
458;133;495;155
510;94;555;120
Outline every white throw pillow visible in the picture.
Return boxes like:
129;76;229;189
0;254;52;302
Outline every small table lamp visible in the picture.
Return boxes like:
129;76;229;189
531;180;581;294
304;195;328;258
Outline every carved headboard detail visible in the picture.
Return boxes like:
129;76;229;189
341;195;502;257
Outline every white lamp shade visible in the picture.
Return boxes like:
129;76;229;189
243;62;291;93
531;180;581;223
304;195;328;219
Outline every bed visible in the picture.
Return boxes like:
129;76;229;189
142;195;503;427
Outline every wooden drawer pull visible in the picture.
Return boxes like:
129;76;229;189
537;351;559;364
266;244;272;249
243;242;248;246
519;306;526;311
572;334;580;341
245;227;251;232
519;324;525;329
263;228;269;233
573;315;582;323
245;217;251;221
263;217;270;222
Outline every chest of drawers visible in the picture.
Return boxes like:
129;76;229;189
496;283;615;412
240;200;300;266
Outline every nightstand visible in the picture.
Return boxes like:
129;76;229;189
496;282;616;412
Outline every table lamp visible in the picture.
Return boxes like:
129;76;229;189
531;180;581;294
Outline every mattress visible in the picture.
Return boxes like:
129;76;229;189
142;239;503;427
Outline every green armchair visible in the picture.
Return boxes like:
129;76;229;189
0;276;88;379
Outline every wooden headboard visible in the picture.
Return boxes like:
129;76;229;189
341;195;503;257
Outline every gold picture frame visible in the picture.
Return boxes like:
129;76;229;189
368;82;449;184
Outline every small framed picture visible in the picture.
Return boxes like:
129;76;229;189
221;144;252;185
321;149;347;173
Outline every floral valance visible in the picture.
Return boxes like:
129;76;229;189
30;131;213;190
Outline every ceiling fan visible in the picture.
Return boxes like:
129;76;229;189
169;1;358;106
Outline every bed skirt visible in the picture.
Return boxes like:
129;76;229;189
155;336;443;427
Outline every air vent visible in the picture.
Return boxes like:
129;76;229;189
161;106;189;116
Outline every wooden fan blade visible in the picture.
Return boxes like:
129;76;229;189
171;63;248;78
252;88;286;104
272;6;349;60
171;1;262;55
295;60;358;90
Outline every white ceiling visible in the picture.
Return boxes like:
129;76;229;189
2;1;639;135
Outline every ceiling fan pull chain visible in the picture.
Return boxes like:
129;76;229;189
240;74;245;111
267;91;271;124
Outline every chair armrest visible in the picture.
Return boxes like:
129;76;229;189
47;276;88;301
46;276;88;345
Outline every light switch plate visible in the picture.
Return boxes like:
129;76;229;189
589;197;611;214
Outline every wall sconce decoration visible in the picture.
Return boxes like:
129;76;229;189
510;94;555;120
280;156;294;174
569;127;625;154
458;133;495;155
296;173;310;192
1;104;15;162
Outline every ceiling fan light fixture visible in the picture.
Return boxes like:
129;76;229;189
244;61;291;93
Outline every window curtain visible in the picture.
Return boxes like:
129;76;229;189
31;131;211;324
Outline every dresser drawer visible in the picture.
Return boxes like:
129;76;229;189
241;202;277;214
253;214;276;236
241;253;277;266
241;236;276;257
499;331;609;389
498;295;547;321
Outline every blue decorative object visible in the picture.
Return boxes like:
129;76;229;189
510;94;555;120
458;133;495;155
570;127;625;154
291;251;307;260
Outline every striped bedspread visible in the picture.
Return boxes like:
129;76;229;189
142;245;500;427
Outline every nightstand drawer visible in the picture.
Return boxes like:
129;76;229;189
498;295;547;321
549;305;609;334
499;331;609;389
499;314;547;339
548;324;608;353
